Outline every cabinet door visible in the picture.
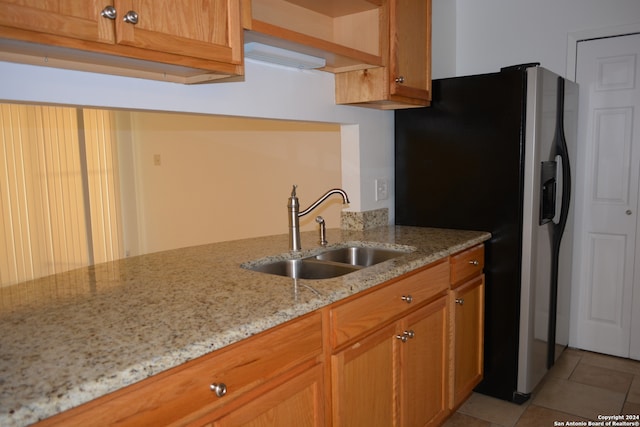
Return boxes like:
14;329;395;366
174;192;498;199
331;324;398;427
400;295;449;427
452;275;485;407
113;0;241;64
212;365;325;427
389;0;431;101
0;0;114;42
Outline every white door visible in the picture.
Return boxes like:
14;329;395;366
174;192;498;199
573;33;640;359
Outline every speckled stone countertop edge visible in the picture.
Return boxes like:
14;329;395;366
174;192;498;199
0;226;491;427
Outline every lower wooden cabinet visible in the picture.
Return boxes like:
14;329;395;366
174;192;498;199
330;263;450;427
209;364;325;427
450;275;485;409
35;247;485;427
36;312;324;427
401;297;449;427
331;323;397;427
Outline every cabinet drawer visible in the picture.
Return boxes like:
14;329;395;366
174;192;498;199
330;260;449;348
38;312;323;427
450;245;484;287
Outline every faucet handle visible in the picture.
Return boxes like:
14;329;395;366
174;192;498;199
291;184;297;197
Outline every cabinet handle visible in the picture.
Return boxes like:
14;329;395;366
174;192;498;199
401;295;413;304
101;5;117;20
123;10;139;24
396;330;415;342
210;382;227;397
469;260;479;266
455;298;464;305
395;76;405;84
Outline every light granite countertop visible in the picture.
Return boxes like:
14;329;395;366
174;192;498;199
0;226;490;427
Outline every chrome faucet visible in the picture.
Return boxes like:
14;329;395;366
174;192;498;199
288;185;350;251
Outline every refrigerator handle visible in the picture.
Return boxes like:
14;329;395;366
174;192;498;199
553;82;572;236
547;77;572;369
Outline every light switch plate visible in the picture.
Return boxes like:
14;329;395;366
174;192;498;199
375;178;388;201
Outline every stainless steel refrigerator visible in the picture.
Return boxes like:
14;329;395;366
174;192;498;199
394;64;578;403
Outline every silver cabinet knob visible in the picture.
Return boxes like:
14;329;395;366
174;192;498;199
101;5;117;20
210;382;227;397
469;260;479;266
395;330;415;342
626;209;633;215
395;76;405;84
123;10;139;24
455;298;464;305
401;295;413;304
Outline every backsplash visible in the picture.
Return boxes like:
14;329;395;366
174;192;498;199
341;208;389;230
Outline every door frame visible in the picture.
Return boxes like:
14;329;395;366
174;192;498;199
566;23;640;80
566;25;640;357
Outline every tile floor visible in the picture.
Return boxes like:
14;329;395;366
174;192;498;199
443;348;640;427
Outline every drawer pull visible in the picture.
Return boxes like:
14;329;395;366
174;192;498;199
210;382;227;397
401;295;413;304
455;298;464;305
469;260;479;266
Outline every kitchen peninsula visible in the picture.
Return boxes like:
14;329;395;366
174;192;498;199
0;226;489;427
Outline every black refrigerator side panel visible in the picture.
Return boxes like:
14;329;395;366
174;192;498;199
395;70;528;401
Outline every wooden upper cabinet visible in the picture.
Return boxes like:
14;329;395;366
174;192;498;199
0;0;115;42
113;0;242;65
0;0;243;83
335;0;432;109
389;0;431;101
245;0;385;72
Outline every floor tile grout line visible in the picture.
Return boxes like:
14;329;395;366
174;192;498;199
446;350;640;427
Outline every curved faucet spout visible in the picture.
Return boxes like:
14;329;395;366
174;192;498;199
298;188;350;217
287;185;350;252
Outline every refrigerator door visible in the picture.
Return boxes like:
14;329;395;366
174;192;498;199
517;67;556;395
517;67;575;395
395;69;528;402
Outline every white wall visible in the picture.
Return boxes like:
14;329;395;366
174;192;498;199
0;58;394;220
432;0;457;79
1;2;637;230
454;0;640;78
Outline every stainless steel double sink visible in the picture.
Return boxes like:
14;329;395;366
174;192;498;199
243;245;414;280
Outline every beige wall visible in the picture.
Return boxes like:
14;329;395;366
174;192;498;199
117;111;342;255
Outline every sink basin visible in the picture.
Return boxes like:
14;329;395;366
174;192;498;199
314;246;408;267
243;244;414;280
247;258;360;280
